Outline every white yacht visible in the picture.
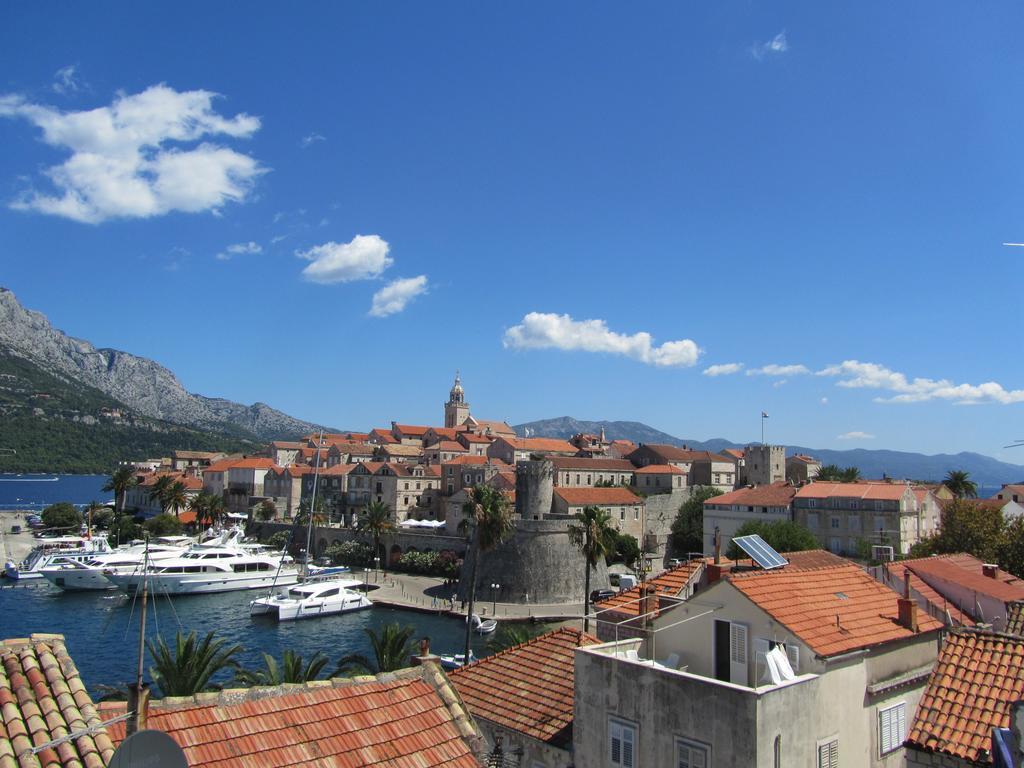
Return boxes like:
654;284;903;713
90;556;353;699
104;545;299;595
38;540;190;591
4;535;113;581
249;578;372;621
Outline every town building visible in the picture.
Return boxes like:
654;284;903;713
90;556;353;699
549;457;635;488
785;453;822;484
123;470;202;517
261;464;312;519
792;481;928;556
344;461;441;523
170;450;225;472
224;458;275;514
325;440;376;466
269;441;305;466
701;482;798;554
424;440;469;463
906;629;1024;768
450;628;598;768
993;484;1024;504
575;562;942;768
625;445;736;490
633;464;686;493
487;436;577;465
552;487;645;539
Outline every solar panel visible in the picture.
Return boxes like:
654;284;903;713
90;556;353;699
733;534;788;570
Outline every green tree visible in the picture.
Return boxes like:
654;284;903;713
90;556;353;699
460;485;516;661
568;506;618;633
102;467;137;516
165;481;189;519
84;501;111;530
815;465;862;482
725;520;818;560
928;498;1005;563
324;540;374;568
144;513;184;537
41;502;83;532
256;500;277;522
998;516;1024;579
266;530;291;550
356;501;394;571
335;624;417;675
206;495;227;528
108;514;143;545
235;650;330;686
148;475;175;514
189;492;210;528
943;470;979;499
670;486;723;555
295;497;327;529
148;630;243;698
609;531;640;569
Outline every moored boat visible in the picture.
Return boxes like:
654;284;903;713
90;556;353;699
438;650;476;670
4;535;113;581
249;578;372;621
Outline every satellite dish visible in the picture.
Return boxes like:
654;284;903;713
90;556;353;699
108;730;187;768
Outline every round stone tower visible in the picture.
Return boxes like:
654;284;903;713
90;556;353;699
515;458;554;521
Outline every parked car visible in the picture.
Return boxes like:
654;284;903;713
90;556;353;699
590;588;616;603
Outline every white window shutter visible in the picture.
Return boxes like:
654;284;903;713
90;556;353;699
754;638;770;683
729;623;748;684
818;739;838;768
785;643;799;672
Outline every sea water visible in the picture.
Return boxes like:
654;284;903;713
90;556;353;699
0;474;112;510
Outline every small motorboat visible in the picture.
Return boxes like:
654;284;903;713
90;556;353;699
438;651;476;670
249;578;372;621
468;613;498;635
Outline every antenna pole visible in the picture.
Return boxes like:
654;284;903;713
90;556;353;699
127;537;149;737
303;430;325;579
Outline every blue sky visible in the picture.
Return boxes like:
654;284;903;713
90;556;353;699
1;3;1022;460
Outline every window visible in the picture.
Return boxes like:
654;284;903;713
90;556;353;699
830;516;840;529
587;475;592;484
576;474;581;484
817;738;838;768
875;500;885;511
634;508;640;521
620;508;625;521
609;719;635;768
879;702;906;755
807;499;818;508
676;738;709;768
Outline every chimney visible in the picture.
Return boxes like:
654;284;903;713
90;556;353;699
983;563;999;579
897;574;919;633
714;526;721;565
411;636;440;667
640;585;658;627
125;682;151;736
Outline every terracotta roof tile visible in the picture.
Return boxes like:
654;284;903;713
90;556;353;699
877;561;974;627
0;634;115;768
392;424;432;436
497;437;577;454
596;560;705;616
729;563;943;657
905;558;1024;604
907;629;1024;764
704;482;797;507
633;464;685;475
627;444;731;463
107;667;485;767
450;628;598;748
553;487;642;506
795;482;911;501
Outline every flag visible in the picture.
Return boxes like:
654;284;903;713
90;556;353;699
761;411;769;418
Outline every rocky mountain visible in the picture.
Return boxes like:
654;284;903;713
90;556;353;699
514;416;1024;488
0;287;325;442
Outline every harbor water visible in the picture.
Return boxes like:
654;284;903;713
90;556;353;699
0;473;112;510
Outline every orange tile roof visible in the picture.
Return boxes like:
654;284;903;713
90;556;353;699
787;454;820;464
704;482;797;507
458;433;493;444
900;553;1024;587
270;441;305;449
499;437;577;454
368;428;399;444
993;484;1024;500
795;481;911;501
633;464;685;475
393;423;432;436
450;628;598;748
177;509;197;524
1006;602;1024;636
107;666;485;768
428;428;459;440
728;563;942;657
429;440;467;452
627;444;732;463
907;629;1024;764
596;560;706;616
721;448;745;459
222;458;275;470
202;459;237;474
553;487;642;506
0;634;115;768
444;456;494;466
906;558;1024;603
877;561;973;627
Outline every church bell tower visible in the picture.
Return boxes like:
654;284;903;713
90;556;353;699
444;371;471;428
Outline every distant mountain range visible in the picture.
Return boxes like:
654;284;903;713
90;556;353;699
0;288;328;470
513;416;1024;488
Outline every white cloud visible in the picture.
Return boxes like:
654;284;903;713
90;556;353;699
300;133;325;148
838;431;875;440
52;65;82;95
369;275;428;317
752;31;788;60
297;234;392;284
820;397;829;405
747;364;810;377
817;360;1024;405
216;241;262;261
503;312;701;368
0;84;263;223
773;379;788;388
703;363;744;377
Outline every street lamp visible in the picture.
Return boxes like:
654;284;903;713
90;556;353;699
490;582;500;614
374;556;381;583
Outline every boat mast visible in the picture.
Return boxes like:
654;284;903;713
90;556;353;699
303;430;325;579
127;537;149;736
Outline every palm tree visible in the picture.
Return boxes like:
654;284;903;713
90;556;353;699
943;469;978;499
103;467;137;515
295;498;327;529
206;495;227;528
148;475;175;514
235;650;330;686
256;500;277;522
147;630;243;697
335;624;417;675
568;505;618;633
356;501;394;572
460;484;516;661
165;481;190;519
815;464;843;481
189;492;210;529
839;466;863;483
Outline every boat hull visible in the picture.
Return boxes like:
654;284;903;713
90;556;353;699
250;592;372;621
108;570;301;595
39;569;115;591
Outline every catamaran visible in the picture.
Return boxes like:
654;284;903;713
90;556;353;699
249;577;372;621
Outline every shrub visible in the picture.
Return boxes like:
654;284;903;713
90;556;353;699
41;502;83;532
266;530;292;550
144;514;184;537
324;540;374;568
